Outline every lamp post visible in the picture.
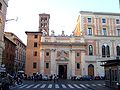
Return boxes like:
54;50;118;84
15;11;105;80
6;17;18;22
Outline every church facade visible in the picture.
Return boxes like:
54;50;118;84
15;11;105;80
25;11;120;79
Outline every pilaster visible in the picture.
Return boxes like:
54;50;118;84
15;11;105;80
40;49;44;74
50;49;56;74
70;49;75;76
81;51;86;76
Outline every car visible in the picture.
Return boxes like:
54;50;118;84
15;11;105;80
42;75;49;81
94;76;101;80
80;75;93;80
75;75;82;80
100;76;105;80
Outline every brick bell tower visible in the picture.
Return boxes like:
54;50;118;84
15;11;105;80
39;13;50;36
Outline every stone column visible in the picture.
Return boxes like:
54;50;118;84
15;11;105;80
40;49;44;74
50;49;56;75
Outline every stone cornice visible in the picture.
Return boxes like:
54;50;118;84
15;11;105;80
3;0;8;7
41;42;86;46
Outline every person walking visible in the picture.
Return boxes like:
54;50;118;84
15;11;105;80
53;74;56;83
56;75;59;82
49;75;53;81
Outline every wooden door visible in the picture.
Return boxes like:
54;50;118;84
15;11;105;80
88;64;94;77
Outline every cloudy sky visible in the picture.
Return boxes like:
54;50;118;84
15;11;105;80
5;0;120;45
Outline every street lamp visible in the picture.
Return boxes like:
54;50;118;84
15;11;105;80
6;17;18;22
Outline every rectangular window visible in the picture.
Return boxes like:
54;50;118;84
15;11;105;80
116;19;119;24
34;51;37;56
76;53;80;57
34;35;38;38
117;29;120;36
77;63;80;69
88;18;92;23
88;28;92;35
102;28;107;36
102;18;106;23
33;62;37;69
34;42;37;47
46;52;49;56
46;63;49;68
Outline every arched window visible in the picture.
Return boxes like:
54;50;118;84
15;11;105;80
89;45;93;55
106;45;110;57
88;28;92;35
0;2;2;10
102;45;105;57
116;46;120;56
102;45;110;57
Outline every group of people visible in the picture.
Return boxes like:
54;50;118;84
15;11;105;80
50;74;59;83
0;73;23;90
28;73;59;83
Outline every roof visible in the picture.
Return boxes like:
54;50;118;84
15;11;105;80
100;59;120;67
80;11;120;16
100;59;120;62
25;31;42;34
4;36;17;46
4;32;26;47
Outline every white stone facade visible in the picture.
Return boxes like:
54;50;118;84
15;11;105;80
40;36;86;79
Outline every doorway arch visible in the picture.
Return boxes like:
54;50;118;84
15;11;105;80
88;64;94;77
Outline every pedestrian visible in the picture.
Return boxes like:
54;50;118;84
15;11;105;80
2;74;10;90
40;74;42;81
53;74;56;83
49;75;53;81
56;75;59;82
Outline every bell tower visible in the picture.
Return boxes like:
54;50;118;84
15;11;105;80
39;13;50;36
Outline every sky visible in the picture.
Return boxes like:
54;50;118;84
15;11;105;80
5;0;120;45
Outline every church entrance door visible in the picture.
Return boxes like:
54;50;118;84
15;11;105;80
58;65;67;79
